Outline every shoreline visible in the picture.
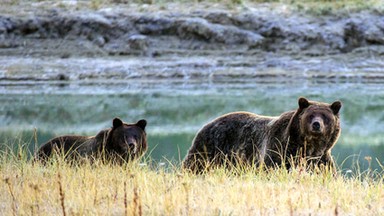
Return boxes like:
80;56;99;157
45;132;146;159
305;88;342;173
1;3;384;82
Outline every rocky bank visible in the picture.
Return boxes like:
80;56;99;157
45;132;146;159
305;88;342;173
0;3;384;81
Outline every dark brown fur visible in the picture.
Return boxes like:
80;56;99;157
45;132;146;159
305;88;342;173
183;97;342;173
35;118;147;163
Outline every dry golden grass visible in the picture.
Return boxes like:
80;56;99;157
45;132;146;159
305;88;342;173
1;147;384;216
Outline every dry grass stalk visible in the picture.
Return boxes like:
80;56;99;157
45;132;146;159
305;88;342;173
4;177;17;216
124;181;128;216
57;172;66;216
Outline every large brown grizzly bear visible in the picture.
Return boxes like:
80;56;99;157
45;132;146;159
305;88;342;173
35;118;147;163
183;97;342;173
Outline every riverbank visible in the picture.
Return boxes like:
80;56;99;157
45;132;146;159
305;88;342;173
1;1;384;82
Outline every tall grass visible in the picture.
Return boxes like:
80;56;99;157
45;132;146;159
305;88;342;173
0;142;383;215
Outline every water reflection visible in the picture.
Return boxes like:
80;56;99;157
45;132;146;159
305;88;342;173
1;80;383;172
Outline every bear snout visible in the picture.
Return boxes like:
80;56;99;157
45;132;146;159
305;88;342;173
310;117;324;134
127;142;137;154
121;137;137;154
128;142;135;149
312;121;321;131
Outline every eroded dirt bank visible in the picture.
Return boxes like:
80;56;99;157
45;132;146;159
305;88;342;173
0;3;384;81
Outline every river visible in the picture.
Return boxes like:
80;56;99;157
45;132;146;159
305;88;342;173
1;57;383;173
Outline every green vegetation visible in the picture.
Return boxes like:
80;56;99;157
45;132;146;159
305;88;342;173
0;143;383;215
287;0;384;15
2;0;384;14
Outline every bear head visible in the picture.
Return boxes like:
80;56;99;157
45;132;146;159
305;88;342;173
298;97;341;138
106;118;147;161
294;97;342;158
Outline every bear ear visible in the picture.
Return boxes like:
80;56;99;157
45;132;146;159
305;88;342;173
298;97;310;109
113;118;124;128
136;119;147;131
330;101;342;115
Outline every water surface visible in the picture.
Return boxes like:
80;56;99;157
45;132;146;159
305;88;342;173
1;70;383;172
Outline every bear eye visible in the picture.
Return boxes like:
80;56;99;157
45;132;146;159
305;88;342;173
309;114;314;120
322;114;329;123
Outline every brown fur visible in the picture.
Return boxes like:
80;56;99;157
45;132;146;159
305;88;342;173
35;118;147;163
183;97;342;173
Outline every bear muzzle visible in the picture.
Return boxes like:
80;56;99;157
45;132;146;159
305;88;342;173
122;138;137;154
310;117;324;135
312;121;321;131
128;142;135;150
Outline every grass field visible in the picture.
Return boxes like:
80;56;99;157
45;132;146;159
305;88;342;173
1;144;383;215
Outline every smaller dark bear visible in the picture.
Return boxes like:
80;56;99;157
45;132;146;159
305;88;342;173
183;97;342;173
35;118;147;163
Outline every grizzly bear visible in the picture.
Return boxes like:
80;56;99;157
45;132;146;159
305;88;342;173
35;118;147;163
183;97;342;173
